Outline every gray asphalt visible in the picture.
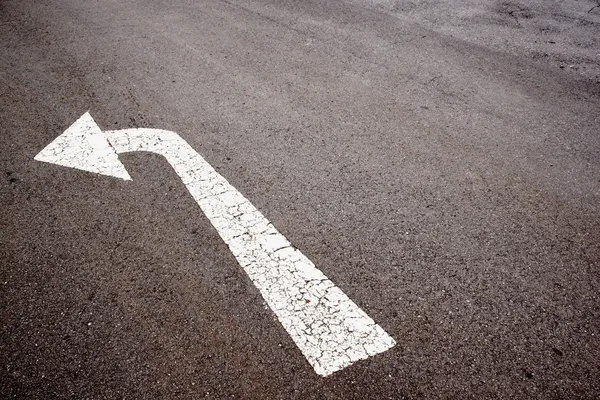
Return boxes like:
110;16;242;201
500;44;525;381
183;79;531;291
1;0;599;398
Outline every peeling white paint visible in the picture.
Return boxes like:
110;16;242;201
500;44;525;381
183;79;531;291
35;112;396;376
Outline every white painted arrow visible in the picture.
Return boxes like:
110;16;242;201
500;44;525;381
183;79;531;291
35;112;395;376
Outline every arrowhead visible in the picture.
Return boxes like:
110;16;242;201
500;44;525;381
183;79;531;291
34;112;131;180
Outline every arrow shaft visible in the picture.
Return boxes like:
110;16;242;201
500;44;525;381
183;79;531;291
105;128;395;376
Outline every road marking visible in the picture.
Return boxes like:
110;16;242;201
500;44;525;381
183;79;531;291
34;112;131;180
35;112;395;376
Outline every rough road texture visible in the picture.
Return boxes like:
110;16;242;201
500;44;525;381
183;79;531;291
348;0;600;80
1;0;599;398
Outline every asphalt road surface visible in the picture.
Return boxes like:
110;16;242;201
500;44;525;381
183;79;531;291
1;0;599;398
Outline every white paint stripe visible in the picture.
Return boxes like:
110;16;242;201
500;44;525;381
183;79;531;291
105;128;395;376
35;113;395;376
105;129;395;376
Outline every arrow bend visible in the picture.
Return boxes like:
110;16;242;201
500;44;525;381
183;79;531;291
35;112;395;376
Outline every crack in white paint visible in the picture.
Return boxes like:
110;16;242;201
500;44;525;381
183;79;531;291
34;113;396;376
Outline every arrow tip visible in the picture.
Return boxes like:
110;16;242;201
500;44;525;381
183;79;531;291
35;112;131;180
